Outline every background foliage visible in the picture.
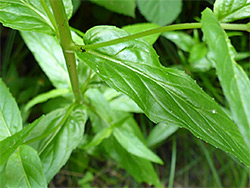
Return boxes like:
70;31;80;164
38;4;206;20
0;0;250;187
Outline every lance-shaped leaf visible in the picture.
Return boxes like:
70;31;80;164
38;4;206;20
201;8;250;150
25;105;87;182
21;31;70;89
0;0;73;34
5;145;46;188
214;0;250;22
0;78;22;141
77;26;250;166
104;136;162;188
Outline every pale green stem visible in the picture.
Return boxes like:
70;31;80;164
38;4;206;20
76;23;249;51
49;0;81;102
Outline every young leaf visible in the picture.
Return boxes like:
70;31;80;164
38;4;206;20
90;0;136;17
86;88;162;164
113;125;163;164
147;123;178;148
84;127;113;150
25;105;87;182
5;145;47;188
201;8;250;150
21;31;70;89
104;136;162;188
122;23;160;45
0;0;72;34
25;88;70;111
137;0;182;26
77;26;250;166
214;0;250;22
0;78;22;141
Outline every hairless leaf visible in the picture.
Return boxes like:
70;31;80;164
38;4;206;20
0;0;72;35
21;31;70;89
214;0;250;22
25;105;87;182
77;26;250;166
201;8;250;151
0;78;22;141
5;145;47;188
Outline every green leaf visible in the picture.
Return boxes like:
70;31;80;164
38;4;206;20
85;88;114;123
113;124;163;164
0;78;22;141
188;43;213;72
0;117;42;166
103;88;142;113
84;127;113;150
90;0;136;17
25;105;87;182
109;95;142;113
104;136;162;188
137;0;182;26
147;123;178;148
5;145;47;188
77;26;250;166
86;88;162;163
122;23;160;45
201;8;250;150
21;31;70;89
25;88;70;112
161;31;195;52
214;0;250;22
0;163;7;187
0;0;72;34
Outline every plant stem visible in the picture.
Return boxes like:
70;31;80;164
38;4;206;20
49;0;81;102
78;23;249;50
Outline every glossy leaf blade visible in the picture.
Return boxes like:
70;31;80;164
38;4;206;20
137;0;182;26
202;8;250;150
214;0;250;22
77;26;250;166
0;0;73;34
0;78;22;141
25;105;87;182
5;145;47;188
21;31;70;89
90;0;136;17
